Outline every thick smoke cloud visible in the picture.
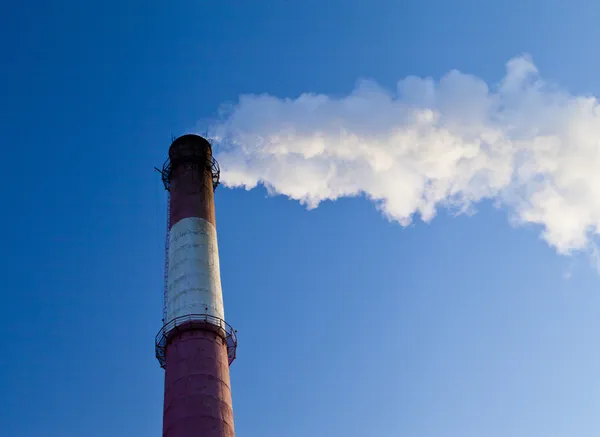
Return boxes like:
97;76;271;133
208;55;600;255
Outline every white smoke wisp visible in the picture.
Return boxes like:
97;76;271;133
208;55;600;255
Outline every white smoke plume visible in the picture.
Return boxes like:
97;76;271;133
208;55;600;255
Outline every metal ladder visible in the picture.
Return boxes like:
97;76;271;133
162;192;170;324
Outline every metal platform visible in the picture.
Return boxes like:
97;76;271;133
155;135;220;192
155;314;237;369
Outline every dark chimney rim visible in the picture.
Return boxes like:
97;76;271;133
158;133;220;192
169;134;212;155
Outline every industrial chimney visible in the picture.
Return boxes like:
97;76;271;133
155;134;237;437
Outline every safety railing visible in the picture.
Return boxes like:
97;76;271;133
156;154;220;192
155;314;237;369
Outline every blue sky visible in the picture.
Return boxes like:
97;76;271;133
2;1;600;436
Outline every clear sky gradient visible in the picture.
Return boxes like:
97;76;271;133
2;1;600;436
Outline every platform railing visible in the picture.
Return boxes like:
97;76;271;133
155;313;237;369
156;154;220;192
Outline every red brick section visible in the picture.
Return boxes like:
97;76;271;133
168;135;217;228
163;330;234;437
163;135;235;437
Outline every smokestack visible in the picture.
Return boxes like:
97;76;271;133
155;134;237;437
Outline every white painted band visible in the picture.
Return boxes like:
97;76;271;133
166;217;225;323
